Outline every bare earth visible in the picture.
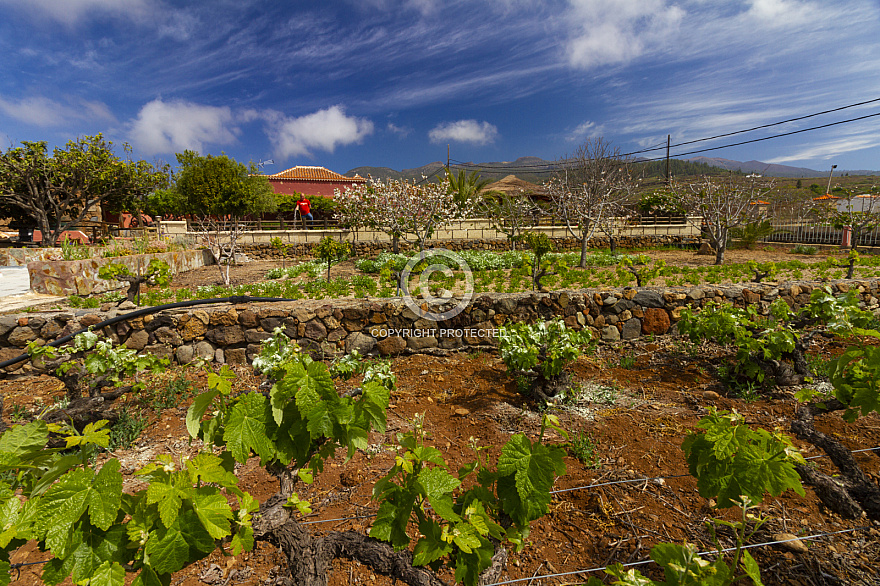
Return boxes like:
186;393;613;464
5;245;880;586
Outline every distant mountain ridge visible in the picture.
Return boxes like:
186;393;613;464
686;157;878;178
346;156;878;181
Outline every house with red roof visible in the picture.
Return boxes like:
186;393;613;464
264;166;366;198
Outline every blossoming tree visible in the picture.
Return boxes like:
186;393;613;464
334;177;461;253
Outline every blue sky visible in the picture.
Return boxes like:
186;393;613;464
1;0;880;175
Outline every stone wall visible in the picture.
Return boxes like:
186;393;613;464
1;279;877;374
27;250;214;296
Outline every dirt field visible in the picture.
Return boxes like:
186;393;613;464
4;245;880;586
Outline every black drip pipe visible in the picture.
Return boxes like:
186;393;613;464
0;296;297;371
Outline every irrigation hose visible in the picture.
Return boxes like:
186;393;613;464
0;296;299;371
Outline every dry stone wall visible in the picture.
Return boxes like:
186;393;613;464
1;279;878;374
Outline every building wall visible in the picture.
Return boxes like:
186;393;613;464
268;180;362;198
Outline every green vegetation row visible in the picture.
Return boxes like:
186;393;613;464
71;248;880;308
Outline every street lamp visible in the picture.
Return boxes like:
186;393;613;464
826;164;837;195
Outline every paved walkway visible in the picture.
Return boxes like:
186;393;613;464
0;266;66;313
0;266;30;297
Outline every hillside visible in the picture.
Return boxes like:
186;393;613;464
346;156;879;183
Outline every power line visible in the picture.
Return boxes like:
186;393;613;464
444;96;880;174
642;110;880;163
641;96;880;155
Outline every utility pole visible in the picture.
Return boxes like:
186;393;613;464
826;164;837;195
446;144;450;174
665;134;671;187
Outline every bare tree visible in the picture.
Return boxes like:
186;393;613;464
550;138;635;267
191;215;244;285
673;175;772;265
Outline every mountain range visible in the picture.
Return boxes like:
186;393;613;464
346;156;878;181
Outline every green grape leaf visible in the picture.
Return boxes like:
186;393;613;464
90;459;123;530
145;506;214;575
223;392;275;464
413;517;452;567
186;389;219;440
0;420;48;458
741;551;764;585
417;467;461;522
146;474;190;529
453;537;493;586
497;434;566;501
132;565;167;586
185;453;237;488
66;523;130;584
356;381;390;433
230;525;254;556
39;469;96;556
192;489;234;539
370;494;416;549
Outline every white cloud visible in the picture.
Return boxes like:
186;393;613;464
267;105;374;159
129;99;237;155
0;0;157;25
387;122;412;138
745;0;820;26
428;120;498;145
0;95;116;127
566;120;604;142
565;0;684;69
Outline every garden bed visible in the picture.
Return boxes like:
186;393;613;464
3;332;879;585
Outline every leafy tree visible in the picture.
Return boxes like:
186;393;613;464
313;235;351;280
173;151;276;284
519;231;558;291
671;175;772;265
98;259;172;304
550;138;635;266
0;134;167;247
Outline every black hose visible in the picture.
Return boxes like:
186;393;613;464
0;296;298;371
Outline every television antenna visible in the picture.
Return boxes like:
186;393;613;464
257;159;275;170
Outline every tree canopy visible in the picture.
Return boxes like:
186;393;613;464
173;151;275;217
0;134;167;246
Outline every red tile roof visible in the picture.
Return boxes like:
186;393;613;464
267;166;366;183
812;194;840;200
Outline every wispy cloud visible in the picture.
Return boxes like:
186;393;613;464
766;129;880;164
0;95;116;127
266;106;374;160
129;99;237;156
429;120;498;145
0;0;158;25
566;120;604;142
387;122;412;138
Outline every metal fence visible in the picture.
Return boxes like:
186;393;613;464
762;216;880;247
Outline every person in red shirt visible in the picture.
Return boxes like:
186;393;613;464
296;194;313;229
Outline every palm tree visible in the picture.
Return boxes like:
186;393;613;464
443;168;492;217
